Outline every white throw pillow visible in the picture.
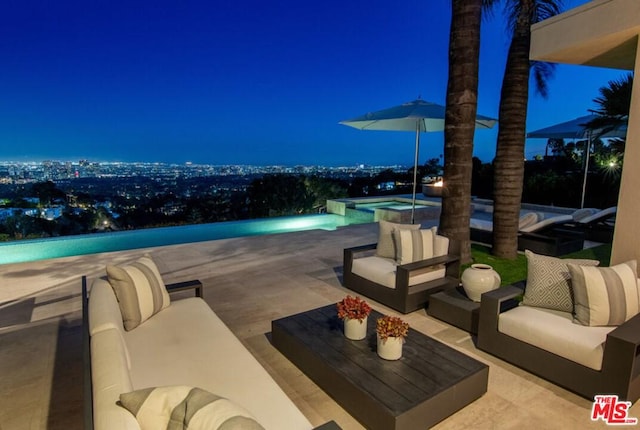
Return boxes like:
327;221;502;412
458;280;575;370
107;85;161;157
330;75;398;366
568;260;639;326
119;386;265;430
106;255;171;331
393;228;435;265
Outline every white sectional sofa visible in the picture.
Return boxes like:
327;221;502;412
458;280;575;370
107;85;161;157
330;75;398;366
83;275;339;430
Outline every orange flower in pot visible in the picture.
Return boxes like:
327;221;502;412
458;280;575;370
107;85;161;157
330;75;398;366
376;315;409;360
337;295;371;340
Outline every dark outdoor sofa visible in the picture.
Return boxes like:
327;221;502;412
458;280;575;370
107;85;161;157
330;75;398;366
478;282;640;402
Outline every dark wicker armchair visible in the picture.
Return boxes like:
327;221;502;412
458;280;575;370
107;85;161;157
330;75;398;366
343;240;460;314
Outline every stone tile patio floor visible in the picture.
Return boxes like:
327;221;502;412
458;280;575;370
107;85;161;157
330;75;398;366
0;222;634;429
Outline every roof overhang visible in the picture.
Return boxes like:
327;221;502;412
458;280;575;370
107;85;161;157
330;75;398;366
530;0;640;70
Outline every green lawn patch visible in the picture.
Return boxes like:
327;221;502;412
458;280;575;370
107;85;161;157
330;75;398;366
563;243;612;266
466;243;613;286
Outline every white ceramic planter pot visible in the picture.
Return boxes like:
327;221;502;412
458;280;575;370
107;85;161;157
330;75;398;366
344;316;367;340
461;263;501;302
376;334;403;360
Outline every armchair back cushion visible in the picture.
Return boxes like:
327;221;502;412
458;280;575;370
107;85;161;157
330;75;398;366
522;250;599;313
434;231;450;257
568;260;639;326
107;255;171;331
375;220;419;259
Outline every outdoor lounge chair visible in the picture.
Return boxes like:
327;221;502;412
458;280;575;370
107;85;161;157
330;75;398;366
558;206;617;243
343;221;460;314
517;214;586;256
470;212;585;256
470;212;539;244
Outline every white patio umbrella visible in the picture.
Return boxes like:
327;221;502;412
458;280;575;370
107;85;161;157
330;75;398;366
340;99;497;223
527;114;628;208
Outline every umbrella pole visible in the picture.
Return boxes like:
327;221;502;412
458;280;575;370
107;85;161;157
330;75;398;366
580;132;591;209
411;122;420;224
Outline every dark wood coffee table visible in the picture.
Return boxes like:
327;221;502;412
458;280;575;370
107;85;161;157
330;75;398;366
272;305;488;430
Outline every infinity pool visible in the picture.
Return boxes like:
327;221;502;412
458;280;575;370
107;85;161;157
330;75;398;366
0;214;361;265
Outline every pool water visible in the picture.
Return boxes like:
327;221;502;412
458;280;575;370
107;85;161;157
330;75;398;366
0;214;362;265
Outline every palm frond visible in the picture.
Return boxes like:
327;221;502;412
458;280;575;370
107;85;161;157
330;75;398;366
532;0;563;23
591;74;633;117
504;0;564;35
531;61;556;98
482;0;500;20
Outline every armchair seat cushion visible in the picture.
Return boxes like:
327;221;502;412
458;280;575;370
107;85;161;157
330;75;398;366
351;256;445;289
498;305;614;370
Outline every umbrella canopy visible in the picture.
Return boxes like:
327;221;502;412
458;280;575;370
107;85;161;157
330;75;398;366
340;99;497;223
340;99;497;132
526;114;627;140
527;114;628;208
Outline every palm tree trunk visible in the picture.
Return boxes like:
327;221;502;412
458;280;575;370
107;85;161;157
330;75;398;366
440;0;483;263
492;0;532;259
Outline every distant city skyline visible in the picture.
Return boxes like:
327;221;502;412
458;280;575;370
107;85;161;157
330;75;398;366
0;1;626;165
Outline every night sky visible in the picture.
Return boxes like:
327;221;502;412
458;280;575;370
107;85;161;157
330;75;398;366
0;0;626;166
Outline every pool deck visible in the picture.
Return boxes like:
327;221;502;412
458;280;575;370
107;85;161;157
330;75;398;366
0;222;630;429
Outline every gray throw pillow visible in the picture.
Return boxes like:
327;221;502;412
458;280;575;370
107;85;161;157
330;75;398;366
522;250;599;313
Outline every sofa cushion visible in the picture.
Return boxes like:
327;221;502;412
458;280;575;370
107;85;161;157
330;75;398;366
107;255;171;331
568;260;639;326
123;297;312;430
89;278;126;336
393;228;435;264
91;328;138;430
498;305;614;370
376;220;420;259
119;386;264;430
522;250;600;313
351;256;445;289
